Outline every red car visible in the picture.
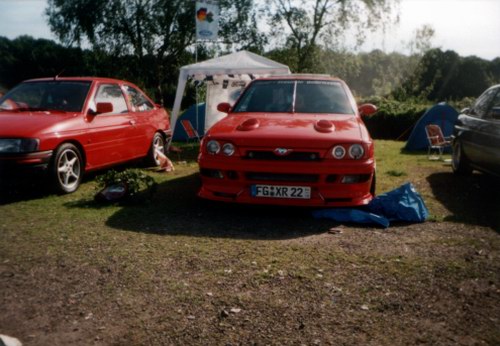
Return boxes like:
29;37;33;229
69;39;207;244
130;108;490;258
0;77;171;193
198;75;377;207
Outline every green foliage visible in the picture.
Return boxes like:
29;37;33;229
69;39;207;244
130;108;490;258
218;0;268;53
362;97;430;140
266;0;398;72
1;0;499;106
96;169;157;197
396;48;498;101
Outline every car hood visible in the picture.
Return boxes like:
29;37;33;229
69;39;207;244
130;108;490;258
206;112;370;148
0;111;79;137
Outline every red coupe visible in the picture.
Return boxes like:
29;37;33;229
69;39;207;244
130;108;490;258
198;75;377;207
0;77;171;193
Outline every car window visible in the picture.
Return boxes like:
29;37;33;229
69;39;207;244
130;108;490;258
232;80;354;114
471;88;497;118
123;85;154;112
295;80;354;114
233;80;294;113
93;84;129;115
0;81;90;112
486;88;500;119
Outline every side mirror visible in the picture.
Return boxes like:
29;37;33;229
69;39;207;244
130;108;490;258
358;103;377;117
217;102;231;114
96;102;113;114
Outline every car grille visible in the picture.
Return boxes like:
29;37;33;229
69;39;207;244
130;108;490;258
244;150;321;161
245;172;319;182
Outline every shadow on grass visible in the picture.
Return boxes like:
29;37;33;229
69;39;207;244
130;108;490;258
0;174;51;204
0;170;102;206
427;172;500;232
74;173;335;240
0;159;167;206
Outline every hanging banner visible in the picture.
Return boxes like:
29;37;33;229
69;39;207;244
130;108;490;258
195;0;219;41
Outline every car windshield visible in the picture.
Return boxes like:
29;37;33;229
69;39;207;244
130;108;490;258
0;81;91;112
232;80;354;114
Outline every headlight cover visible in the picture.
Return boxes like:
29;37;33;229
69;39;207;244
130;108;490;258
349;144;365;159
222;143;235;156
206;140;220;154
332;145;346;159
0;138;39;153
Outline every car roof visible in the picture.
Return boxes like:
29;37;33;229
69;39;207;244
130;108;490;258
254;74;344;82
23;76;132;84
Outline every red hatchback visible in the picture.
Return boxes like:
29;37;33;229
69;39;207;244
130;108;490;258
0;77;171;193
198;75;377;207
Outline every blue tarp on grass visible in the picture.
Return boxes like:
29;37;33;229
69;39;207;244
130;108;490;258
312;183;428;228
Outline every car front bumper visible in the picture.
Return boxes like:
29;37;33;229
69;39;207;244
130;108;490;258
198;155;375;207
0;150;53;175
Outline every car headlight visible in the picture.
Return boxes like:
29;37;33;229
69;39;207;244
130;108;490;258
222;143;235;156
0;138;39;153
206;140;220;154
349;144;364;159
332;145;346;159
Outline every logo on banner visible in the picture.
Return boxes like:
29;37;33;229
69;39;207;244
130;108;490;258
196;0;219;40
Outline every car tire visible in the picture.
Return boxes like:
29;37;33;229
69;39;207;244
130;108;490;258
145;132;165;167
51;143;83;194
452;140;472;175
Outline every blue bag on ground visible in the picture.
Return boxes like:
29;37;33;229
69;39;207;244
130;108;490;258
312;209;390;228
367;182;428;222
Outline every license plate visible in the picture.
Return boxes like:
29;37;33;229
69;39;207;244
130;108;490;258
251;185;311;199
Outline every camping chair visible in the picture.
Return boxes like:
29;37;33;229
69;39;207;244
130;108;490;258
425;124;452;160
181;119;200;143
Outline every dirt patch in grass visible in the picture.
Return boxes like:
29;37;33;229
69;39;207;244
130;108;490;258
1;219;498;345
1;141;499;345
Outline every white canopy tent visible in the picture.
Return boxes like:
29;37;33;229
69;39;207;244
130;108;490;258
170;50;290;141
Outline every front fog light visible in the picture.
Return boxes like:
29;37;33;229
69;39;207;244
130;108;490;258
222;143;235;156
341;174;370;184
332;145;346;159
349;144;364;159
207;140;220;154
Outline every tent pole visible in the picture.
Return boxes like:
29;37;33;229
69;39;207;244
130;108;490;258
195;40;199;135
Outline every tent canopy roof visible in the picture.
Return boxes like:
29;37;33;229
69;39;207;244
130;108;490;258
180;50;290;77
169;51;290;144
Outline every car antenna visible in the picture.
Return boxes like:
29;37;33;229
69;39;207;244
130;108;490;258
54;69;65;80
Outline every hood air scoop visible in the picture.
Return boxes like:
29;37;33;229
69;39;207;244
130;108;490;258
237;118;260;131
314;119;335;133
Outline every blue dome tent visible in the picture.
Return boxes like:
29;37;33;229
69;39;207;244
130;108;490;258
405;103;459;151
172;103;206;141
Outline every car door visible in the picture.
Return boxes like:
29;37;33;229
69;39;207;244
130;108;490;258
84;83;136;169
457;87;498;168
481;88;500;173
122;84;157;157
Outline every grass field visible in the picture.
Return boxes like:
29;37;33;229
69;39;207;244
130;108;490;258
0;140;499;345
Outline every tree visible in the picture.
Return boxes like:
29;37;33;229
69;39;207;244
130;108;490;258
454;56;491;98
46;0;196;103
46;0;266;105
406;24;436;56
218;0;268;53
0;36;90;88
266;0;399;72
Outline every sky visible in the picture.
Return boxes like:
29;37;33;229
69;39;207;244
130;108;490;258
0;0;499;60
